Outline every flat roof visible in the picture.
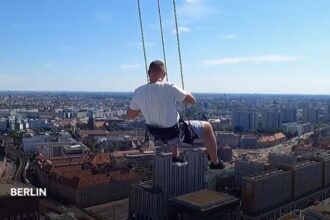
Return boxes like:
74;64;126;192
244;169;287;181
171;189;239;211
291;160;320;169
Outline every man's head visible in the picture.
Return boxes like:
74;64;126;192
148;60;166;82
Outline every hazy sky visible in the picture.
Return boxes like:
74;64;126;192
0;0;329;94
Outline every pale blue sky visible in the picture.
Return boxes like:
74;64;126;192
0;0;329;94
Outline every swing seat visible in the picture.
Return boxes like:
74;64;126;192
146;119;198;146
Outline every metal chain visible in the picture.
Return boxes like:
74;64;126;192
136;0;149;82
172;0;189;119
172;0;185;90
157;0;168;82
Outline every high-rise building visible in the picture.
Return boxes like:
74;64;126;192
0;118;8;132
241;169;292;215
88;111;95;130
281;108;297;123
234;159;269;188
0;144;4;161
232;111;257;132
269;153;298;166
313;154;330;187
262;110;282;130
281;160;323;199
218;146;233;162
129;149;207;220
217;132;240;148
328;104;330;121
303;108;319;124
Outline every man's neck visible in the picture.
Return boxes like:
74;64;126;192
150;78;163;84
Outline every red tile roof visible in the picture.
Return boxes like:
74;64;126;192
37;153;139;189
274;132;286;140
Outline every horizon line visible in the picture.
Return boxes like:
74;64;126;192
2;90;330;96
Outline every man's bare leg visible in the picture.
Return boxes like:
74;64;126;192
201;121;219;164
171;145;187;164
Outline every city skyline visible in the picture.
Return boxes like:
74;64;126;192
0;0;329;94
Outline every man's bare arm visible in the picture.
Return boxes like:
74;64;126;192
182;93;196;105
127;108;141;119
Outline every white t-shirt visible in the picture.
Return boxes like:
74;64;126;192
129;81;188;128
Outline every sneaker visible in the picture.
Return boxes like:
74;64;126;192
209;161;226;170
172;156;188;165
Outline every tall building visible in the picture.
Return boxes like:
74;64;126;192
129;149;207;220
281;108;297;123
241;169;292;215
234;159;268;188
262;110;282;130
0;145;4;161
0;118;8;132
303;107;319;124
217;132;240;148
313;154;330;187
88;111;95;130
232;111;257;132
218;146;233;162
328;104;330;121
281;160;323;199
269;152;298;166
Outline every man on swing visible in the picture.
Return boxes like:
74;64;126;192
127;60;225;169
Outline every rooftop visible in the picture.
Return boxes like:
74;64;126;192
290;160;320;169
171;189;240;211
244;169;287;181
37;153;140;189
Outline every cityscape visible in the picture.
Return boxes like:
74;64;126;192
1;92;330;219
1;0;330;219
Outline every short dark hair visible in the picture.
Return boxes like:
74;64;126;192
148;60;165;75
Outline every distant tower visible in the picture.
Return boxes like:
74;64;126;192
261;109;282;130
232;111;257;132
88;111;95;130
9;94;14;116
303;107;319;124
281;108;297;123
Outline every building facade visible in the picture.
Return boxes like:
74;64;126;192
36;153;140;207
217;132;240;148
129;149;207;220
241;169;292;216
261;110;282;130
234;159;268;188
232;111;257;132
303;108;319;124
280;108;297;123
281;160;323;199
